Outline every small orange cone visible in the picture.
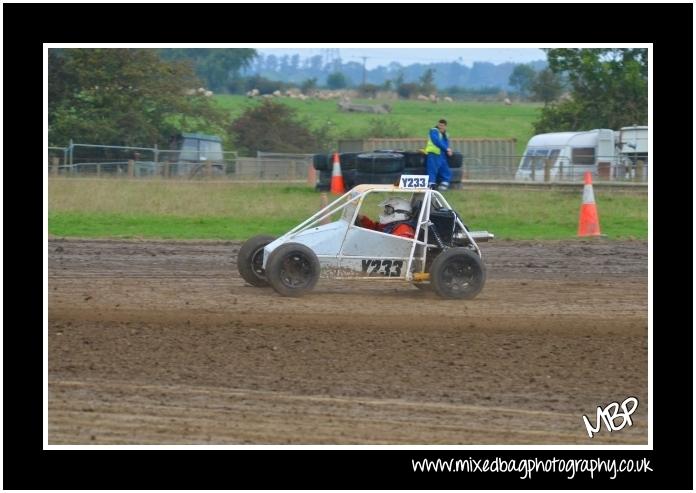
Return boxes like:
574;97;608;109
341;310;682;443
330;152;345;195
578;172;601;237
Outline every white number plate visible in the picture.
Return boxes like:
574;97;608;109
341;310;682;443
399;175;429;189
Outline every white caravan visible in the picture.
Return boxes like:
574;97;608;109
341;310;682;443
515;126;648;181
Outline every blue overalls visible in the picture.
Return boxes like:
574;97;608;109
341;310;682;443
424;127;452;188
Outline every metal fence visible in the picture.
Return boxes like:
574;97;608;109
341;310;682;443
46;143;316;181
47;144;647;183
455;156;648;182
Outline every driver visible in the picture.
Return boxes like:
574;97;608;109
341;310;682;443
356;197;416;239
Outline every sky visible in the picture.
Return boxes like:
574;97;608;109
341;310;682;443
255;48;547;69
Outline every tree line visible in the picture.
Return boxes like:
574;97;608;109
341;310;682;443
48;48;647;153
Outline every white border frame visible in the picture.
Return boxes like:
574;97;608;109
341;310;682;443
44;43;652;451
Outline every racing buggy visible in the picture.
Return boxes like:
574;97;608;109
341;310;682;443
237;175;494;299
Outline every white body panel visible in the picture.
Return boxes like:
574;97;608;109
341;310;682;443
265;220;348;257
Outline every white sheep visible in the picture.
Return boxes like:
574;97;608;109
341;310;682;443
417;94;428;101
443;96;453;103
504;97;512;105
204;90;213;97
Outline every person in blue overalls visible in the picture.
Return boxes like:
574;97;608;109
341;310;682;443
424;118;453;191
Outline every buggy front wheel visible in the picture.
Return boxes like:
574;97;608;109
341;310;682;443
266;243;320;297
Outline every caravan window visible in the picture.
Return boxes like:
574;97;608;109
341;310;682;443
547;149;560;167
521;149;550;170
572;147;595;165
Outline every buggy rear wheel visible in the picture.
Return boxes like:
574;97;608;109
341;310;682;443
430;248;486;299
266;243;320;297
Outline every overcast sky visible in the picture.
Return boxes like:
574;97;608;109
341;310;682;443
255;48;547;69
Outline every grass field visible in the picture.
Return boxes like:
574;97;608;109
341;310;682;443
214;96;543;155
48;179;648;241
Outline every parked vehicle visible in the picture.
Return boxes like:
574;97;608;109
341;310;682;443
515;126;648;181
166;132;226;177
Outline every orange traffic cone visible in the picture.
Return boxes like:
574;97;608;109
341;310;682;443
578;172;601;237
330;152;345;195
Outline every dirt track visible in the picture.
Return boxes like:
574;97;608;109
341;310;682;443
48;238;648;444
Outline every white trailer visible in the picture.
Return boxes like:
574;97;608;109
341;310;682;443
515;126;648;181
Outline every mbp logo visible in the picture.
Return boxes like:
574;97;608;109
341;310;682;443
582;396;639;438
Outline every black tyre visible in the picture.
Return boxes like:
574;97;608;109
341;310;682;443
430;248;486;299
237;235;277;287
266;243;321;297
313;154;330;171
353;171;401;185
404;166;427;175
402;151;425;169
356;152;405;173
343;168;357;189
315;169;332;191
338;152;359;171
448;152;464;168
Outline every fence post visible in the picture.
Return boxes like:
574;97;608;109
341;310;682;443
530;159;536;181
205;160;212;178
128;159;134;177
635;160;644;182
97;163;102;177
544;158;551;182
162;160;170;178
307;161;317;186
51;157;59;176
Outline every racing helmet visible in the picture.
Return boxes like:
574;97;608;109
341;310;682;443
378;197;413;225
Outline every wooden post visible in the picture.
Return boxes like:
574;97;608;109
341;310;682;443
530;159;536;181
162;160;170;178
307;161;317;186
51;157;59;176
544;158;552;182
635;160;644;182
127;159;134;177
205;160;212;178
97;163;102;177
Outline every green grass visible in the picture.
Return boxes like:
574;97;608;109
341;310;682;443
48;179;648;240
214;96;543;155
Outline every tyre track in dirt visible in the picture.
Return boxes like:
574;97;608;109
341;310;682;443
48;238;648;445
